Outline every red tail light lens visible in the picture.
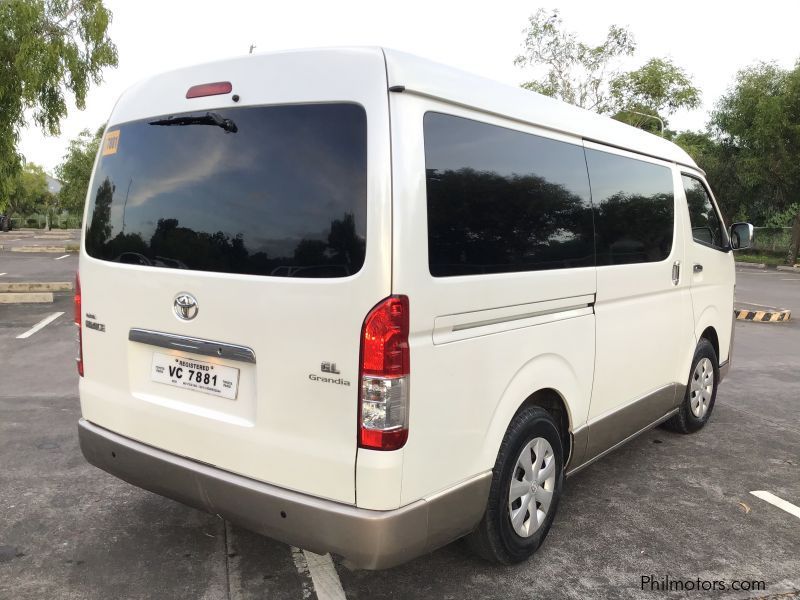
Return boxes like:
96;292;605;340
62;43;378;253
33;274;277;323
75;273;83;377
186;81;232;99
358;296;409;450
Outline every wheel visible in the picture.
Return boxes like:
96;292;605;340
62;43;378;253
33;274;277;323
664;338;719;433
467;406;564;564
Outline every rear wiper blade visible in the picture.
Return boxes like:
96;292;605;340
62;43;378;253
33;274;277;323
149;112;237;133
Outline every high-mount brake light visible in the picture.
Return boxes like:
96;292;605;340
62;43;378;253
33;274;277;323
358;296;410;451
75;272;83;377
185;81;233;99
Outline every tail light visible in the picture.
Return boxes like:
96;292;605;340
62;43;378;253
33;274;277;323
75;273;83;377
358;296;410;450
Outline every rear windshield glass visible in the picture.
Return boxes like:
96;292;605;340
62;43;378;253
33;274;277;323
84;103;367;278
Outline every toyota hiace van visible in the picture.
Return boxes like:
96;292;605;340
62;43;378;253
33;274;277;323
77;47;753;568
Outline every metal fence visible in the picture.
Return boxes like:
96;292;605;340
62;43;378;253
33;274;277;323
11;213;82;230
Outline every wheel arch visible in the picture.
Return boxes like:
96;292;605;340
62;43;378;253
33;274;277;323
699;325;720;363
481;353;588;472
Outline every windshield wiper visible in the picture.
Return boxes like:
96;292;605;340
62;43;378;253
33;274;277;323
149;112;237;133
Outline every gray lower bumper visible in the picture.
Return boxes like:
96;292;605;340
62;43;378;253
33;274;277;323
78;419;490;569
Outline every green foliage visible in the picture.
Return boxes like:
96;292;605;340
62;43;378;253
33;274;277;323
0;0;117;199
56;126;103;213
611;58;701;130
1;162;52;217
515;9;636;113
708;61;800;224
611;59;700;115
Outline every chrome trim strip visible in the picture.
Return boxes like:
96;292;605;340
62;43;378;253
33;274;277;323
433;294;595;345
78;419;490;569
451;302;593;332
128;328;256;364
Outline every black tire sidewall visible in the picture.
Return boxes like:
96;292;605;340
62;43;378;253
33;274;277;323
682;339;719;431
489;408;564;563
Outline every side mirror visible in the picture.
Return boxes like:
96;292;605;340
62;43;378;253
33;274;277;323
730;222;754;250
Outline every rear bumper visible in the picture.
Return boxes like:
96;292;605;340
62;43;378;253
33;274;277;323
78;419;490;569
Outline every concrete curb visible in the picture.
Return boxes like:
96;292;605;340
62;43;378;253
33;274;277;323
776;265;800;273
10;246;67;253
0;292;54;304
0;282;73;293
735;307;792;323
735;261;767;269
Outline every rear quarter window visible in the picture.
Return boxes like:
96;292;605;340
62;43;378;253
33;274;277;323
84;103;367;278
423;112;594;277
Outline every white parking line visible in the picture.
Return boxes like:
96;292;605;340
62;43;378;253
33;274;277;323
54;254;70;260
291;547;347;600
16;312;65;339
0;272;6;276
750;491;800;520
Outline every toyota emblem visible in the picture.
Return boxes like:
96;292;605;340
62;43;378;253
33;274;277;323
173;293;198;321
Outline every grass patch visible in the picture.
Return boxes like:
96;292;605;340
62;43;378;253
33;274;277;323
65;243;80;253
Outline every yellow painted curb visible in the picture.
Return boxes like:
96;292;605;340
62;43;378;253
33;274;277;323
734;308;791;323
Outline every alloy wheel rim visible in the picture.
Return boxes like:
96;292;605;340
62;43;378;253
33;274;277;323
690;357;714;418
508;437;556;537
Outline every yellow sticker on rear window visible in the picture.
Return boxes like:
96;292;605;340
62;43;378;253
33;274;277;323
102;130;120;156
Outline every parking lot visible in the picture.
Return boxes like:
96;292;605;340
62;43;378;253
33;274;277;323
1;249;798;600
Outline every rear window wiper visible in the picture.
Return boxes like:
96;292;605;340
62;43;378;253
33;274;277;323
149;112;238;133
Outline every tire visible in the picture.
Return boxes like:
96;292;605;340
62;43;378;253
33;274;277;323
467;406;564;564
664;338;719;434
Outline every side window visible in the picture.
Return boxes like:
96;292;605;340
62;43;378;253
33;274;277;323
585;149;675;265
683;175;726;250
423;112;593;277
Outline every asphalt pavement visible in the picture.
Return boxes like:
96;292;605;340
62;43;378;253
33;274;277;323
1;252;798;600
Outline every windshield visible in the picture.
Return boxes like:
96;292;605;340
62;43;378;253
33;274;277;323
84;103;367;278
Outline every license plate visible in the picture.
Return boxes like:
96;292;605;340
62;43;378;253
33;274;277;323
150;352;239;400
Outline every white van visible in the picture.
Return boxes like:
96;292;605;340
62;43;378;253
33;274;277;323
77;47;753;569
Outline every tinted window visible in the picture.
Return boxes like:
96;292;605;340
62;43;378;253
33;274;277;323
586;149;674;265
683;175;726;249
424;113;593;276
85;104;367;278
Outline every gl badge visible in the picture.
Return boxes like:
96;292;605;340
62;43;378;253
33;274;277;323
174;293;199;321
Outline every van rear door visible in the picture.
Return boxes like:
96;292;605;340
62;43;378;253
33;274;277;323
78;49;391;504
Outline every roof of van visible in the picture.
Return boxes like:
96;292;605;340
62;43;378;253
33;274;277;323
381;48;698;170
117;46;698;170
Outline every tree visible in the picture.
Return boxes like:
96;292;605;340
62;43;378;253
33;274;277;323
56;126;103;214
611;58;701;132
0;0;117;200
515;11;700;134
1;162;51;222
515;9;636;113
674;60;800;263
709;62;800;222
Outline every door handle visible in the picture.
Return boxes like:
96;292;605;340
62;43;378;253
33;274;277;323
693;264;704;273
672;261;680;285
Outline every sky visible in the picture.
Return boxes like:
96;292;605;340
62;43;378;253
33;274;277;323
18;0;800;175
